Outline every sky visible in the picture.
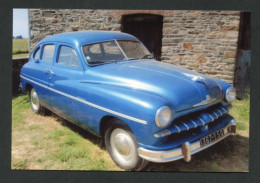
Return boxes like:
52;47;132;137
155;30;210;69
13;9;29;38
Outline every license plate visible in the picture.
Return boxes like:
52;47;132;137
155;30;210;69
200;128;225;147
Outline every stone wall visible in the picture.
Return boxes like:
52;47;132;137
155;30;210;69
161;11;240;83
30;9;241;84
30;9;121;49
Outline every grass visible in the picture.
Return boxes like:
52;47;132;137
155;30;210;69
12;95;30;127
12;94;120;170
229;97;250;132
11;94;250;171
12;39;29;58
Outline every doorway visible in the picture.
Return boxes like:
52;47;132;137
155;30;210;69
121;14;163;61
234;12;251;99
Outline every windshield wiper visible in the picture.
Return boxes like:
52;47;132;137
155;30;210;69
90;61;106;64
139;54;153;60
89;60;115;66
127;58;138;61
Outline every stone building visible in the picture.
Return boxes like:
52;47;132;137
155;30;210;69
29;9;251;93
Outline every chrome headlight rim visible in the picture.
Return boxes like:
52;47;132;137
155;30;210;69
225;86;236;103
155;106;172;128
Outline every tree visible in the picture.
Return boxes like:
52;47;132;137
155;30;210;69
16;35;23;39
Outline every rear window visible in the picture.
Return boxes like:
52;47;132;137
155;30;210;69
41;45;55;62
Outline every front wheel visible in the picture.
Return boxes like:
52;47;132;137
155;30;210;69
104;120;148;171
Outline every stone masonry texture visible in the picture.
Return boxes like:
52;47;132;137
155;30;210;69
30;9;241;84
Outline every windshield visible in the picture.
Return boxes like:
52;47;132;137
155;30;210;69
117;40;151;60
82;40;152;65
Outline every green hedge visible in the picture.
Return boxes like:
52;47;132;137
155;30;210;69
13;49;29;55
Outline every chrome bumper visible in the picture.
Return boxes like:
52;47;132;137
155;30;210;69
138;120;236;163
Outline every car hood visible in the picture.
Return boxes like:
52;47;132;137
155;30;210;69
84;60;223;112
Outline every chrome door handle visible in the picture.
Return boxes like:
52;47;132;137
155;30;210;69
49;68;55;75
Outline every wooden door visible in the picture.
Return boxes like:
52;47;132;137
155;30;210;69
234;12;251;99
121;14;163;61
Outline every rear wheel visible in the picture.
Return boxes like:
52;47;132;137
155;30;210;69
29;88;47;115
104;120;148;171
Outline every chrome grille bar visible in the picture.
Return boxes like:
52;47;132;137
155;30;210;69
154;104;232;138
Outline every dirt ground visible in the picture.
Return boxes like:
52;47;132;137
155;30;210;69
12;107;249;172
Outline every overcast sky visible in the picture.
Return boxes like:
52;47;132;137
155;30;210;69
13;9;29;38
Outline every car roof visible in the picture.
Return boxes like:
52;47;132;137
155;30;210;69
38;31;139;47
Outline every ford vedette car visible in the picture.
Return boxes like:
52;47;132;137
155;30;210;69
20;31;237;170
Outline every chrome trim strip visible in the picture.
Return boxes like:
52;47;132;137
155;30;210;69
208;113;214;122
174;125;181;133
181;122;189;130
221;107;226;113
154;129;171;138
20;75;147;124
192;95;217;107
213;111;219;118
190;120;198;128
217;109;223;116
115;39;129;60
162;129;171;136
138;122;234;163
197;117;205;125
220;107;226;115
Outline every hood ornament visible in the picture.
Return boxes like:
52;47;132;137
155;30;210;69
183;73;209;87
183;73;220;107
195;77;209;87
193;95;216;107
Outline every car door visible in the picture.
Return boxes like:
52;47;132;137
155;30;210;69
48;43;84;123
28;44;55;107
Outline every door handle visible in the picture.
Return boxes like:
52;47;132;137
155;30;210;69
49;68;55;75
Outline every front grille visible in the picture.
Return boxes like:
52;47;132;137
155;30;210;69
154;103;232;138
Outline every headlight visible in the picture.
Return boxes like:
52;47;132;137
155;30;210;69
155;106;172;128
225;87;236;103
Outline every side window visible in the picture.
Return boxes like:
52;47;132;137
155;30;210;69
33;47;40;60
41;45;55;62
57;46;79;67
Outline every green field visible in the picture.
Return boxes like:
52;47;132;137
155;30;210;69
12;39;29;58
11;95;249;171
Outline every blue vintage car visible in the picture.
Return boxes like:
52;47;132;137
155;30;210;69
20;31;236;170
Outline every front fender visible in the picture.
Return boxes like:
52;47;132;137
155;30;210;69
75;82;172;146
211;78;232;102
211;78;231;91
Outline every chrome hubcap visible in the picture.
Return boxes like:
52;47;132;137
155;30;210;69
114;134;130;156
30;89;39;111
110;128;136;163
